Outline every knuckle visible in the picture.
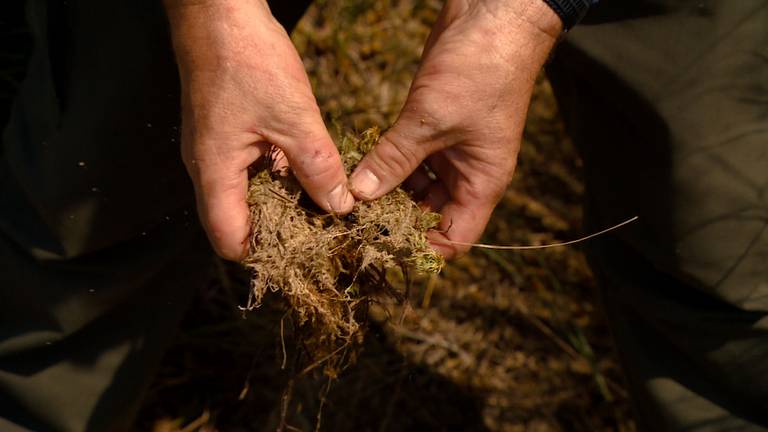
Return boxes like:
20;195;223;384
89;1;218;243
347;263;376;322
371;134;423;177
292;145;342;184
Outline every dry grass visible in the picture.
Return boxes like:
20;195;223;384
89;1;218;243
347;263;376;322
242;129;441;375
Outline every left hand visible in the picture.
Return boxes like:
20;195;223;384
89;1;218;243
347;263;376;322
349;0;561;258
165;0;354;260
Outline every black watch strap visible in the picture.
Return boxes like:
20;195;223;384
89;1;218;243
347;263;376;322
540;0;597;31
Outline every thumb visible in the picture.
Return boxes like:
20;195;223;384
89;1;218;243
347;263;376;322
349;127;433;200
277;118;355;215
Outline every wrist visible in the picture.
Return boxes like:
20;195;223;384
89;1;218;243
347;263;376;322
540;0;595;31
438;0;561;78
163;0;270;16
164;0;278;74
508;0;564;40
445;0;562;39
479;0;562;75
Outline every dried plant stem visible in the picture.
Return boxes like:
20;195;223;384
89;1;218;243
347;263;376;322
434;216;638;250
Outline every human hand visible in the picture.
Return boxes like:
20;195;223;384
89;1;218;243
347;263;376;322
165;0;354;260
349;0;561;258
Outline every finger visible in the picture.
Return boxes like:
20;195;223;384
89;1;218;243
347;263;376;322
427;198;496;260
349;129;433;200
270;147;290;175
277;127;354;215
189;142;268;261
421;181;450;213
403;167;433;200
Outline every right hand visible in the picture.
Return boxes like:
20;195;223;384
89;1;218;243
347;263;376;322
349;0;561;259
165;0;354;260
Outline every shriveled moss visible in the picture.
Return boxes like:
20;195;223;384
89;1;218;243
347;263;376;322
242;128;442;375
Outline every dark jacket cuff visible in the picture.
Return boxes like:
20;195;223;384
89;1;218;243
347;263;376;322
540;0;597;31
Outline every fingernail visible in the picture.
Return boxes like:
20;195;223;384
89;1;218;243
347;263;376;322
350;169;380;198
328;183;354;213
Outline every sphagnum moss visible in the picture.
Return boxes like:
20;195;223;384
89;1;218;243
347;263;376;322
242;128;442;375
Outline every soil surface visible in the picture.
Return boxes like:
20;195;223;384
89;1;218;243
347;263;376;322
138;1;636;431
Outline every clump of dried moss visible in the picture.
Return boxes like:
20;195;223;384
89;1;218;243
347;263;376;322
242;128;442;375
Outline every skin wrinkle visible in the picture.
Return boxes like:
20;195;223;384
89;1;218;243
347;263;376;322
435;147;510;205
471;0;561;40
294;149;337;180
368;134;425;182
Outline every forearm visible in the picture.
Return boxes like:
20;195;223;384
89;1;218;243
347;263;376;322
162;0;288;137
163;0;270;19
490;0;562;68
490;0;564;38
163;0;272;33
502;0;563;88
163;0;278;76
438;0;562;85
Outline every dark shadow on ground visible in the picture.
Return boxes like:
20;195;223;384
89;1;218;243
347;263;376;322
136;264;489;432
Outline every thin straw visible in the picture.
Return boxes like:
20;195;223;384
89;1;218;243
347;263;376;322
433;216;639;250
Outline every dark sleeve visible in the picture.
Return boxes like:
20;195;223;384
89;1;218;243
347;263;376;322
540;0;598;31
